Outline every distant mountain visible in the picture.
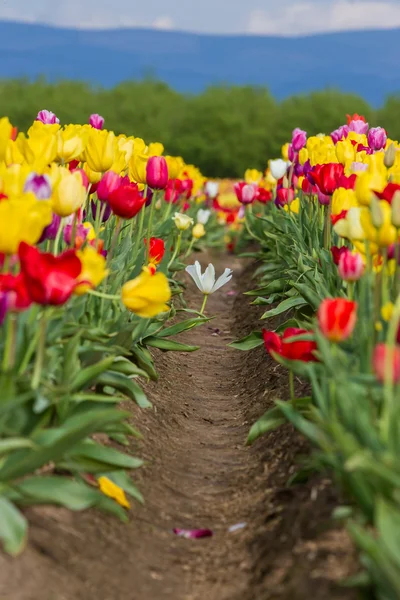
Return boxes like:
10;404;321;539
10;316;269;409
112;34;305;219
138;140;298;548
0;21;399;105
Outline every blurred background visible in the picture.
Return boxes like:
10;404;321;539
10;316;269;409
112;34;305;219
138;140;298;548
0;0;399;176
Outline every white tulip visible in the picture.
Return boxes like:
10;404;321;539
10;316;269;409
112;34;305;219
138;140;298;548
185;261;233;295
197;209;211;225
269;159;288;181
205;181;219;199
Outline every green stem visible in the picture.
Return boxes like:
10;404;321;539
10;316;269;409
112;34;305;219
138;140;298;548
185;238;195;258
53;218;64;256
381;293;400;440
107;218;121;267
2;314;17;372
136;203;146;247
87;289;120;300
167;232;182;271
289;370;295;407
70;212;78;248
146;189;157;261
323;202;332;249
200;294;208;315
31;311;48;390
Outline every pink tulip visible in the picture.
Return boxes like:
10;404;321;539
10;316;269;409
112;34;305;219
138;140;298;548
36;110;59;125
146;156;169;190
338;251;365;282
97;171;124;202
234;182;258;205
373;343;400;383
368;127;387;151
89;113;105;129
292;128;307;152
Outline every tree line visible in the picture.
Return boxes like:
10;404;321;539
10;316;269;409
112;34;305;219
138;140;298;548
1;78;399;177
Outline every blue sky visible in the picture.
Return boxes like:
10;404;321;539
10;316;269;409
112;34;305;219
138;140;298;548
2;0;400;34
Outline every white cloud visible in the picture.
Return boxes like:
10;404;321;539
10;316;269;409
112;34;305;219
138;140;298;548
247;1;400;35
152;16;174;30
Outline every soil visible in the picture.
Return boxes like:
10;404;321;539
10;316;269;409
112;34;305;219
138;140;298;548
0;251;358;600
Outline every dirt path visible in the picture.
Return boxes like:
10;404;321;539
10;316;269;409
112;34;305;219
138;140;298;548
0;252;357;600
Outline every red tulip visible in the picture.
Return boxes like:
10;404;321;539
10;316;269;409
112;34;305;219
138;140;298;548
18;242;82;306
374;183;400;204
338;251;365;282
331;210;348;226
256;187;273;203
317;298;357;342
263;327;318;362
347;113;366;125
0;273;32;312
108;183;146;219
234;182;258;204
331;245;349;266
145;237;165;265
373;343;400;383
338;173;357;190
311;163;345;196
146;156;169;190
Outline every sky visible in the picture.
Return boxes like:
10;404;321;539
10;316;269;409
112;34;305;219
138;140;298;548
2;0;400;35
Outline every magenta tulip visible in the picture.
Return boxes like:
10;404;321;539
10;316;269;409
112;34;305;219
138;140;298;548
146;156;169;190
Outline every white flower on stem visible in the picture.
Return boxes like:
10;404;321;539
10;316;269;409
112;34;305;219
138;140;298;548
185;261;233;295
197;209;211;225
205;181;219;198
269;158;289;181
173;212;194;231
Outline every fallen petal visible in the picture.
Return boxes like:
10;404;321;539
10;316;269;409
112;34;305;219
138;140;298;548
173;528;213;539
228;522;247;533
227;290;237;297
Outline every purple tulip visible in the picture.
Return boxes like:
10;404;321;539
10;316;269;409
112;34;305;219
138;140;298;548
288;143;296;162
145;187;154;207
294;162;304;177
91;200;112;222
39;213;61;243
292;128;307;152
368;127;387;151
317;187;331;206
146;156;169;190
64;223;89;245
349;119;369;135
36;110;59;125
331;125;349;144
303;159;313;182
89;113;105;129
24;173;52;200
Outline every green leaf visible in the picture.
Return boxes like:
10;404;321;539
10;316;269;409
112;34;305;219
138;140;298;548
155;317;210;338
377;497;400;568
144;337;199;352
14;476;105;510
68;441;143;470
96;371;152;408
261;296;307;319
62;332;81;385
0;498;27;556
229;331;264;351
69;356;116;392
247;406;286;444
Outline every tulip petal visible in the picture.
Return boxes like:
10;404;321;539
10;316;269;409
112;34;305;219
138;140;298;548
173;528;213;539
211;268;233;293
185;263;203;292
202;263;216;294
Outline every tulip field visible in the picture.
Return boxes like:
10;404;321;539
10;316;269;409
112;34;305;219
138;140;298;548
0;109;400;599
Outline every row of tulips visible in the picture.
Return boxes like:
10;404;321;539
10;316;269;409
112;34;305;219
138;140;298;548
0;109;241;555
232;114;400;599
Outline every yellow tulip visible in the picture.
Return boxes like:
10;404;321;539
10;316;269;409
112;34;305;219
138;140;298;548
147;142;164;156
281;143;290;161
85;129;115;172
117;135;135;163
192;223;206;239
245;168;263;184
129;152;148;184
0;163;32;196
336;138;356;165
0;193;52;254
283;198;300;214
173;212;194;231
52;168;87;217
111;148;128;175
98;476;130;509
298;148;309;165
83;163;102;185
57;124;86;163
331;188;358;215
355;168;387;207
381;302;394;322
121;270;171;318
360;201;397;247
0;117;13;163
334;207;365;241
19;125;58;169
75;246;108;295
133;137;147;155
5;139;25;166
165;156;183;180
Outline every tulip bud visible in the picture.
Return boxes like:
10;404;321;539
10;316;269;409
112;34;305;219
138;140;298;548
89;114;105;130
367;127;387;151
292;128;307;152
97;170;123;202
146;156;169;190
192;223;206;239
372;343;400;383
391;191;400;228
269;159;288;181
24;173;52;199
384;143;396;168
36;109;60;125
370;196;384;228
338;251;365;282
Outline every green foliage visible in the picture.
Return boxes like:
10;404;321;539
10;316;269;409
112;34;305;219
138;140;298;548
0;77;394;177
